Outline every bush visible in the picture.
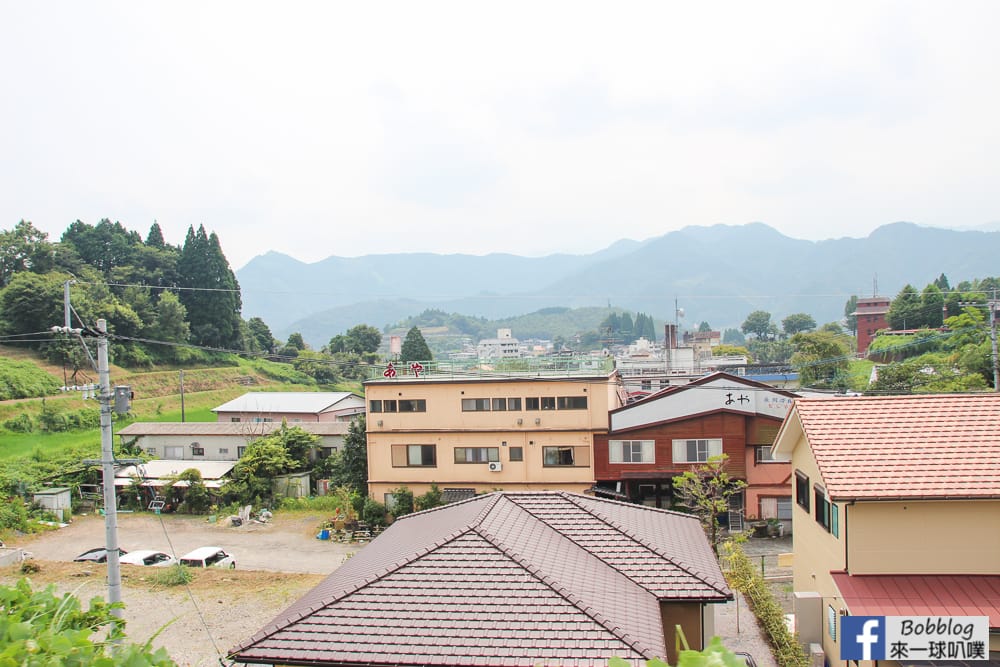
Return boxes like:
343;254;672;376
3;413;34;432
414;484;444;511
362;497;387;527
152;564;193;587
388;486;414;516
0;357;61;400
0;497;29;533
722;542;809;667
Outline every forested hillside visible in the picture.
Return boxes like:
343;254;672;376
0;219;266;373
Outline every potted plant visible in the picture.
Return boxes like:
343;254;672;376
766;517;783;537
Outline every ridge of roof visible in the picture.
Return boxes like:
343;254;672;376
473;495;666;656
471;519;661;659
231;498;497;653
560;493;731;598
789;393;1000;499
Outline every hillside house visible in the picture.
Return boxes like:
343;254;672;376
364;362;623;505
772;394;1000;665
212;391;364;423
229;491;732;666
476;328;522;359
594;372;798;532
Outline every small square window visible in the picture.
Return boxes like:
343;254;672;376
509;447;523;462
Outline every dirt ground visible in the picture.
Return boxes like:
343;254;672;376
1;511;362;666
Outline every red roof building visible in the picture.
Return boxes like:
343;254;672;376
229;492;732;667
594;372;799;532
772;394;1000;665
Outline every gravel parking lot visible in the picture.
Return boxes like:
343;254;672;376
2;511;361;666
18;511;359;572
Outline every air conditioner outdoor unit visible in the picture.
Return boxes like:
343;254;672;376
488;462;503;472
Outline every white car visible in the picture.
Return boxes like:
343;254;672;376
119;550;177;567
178;546;236;569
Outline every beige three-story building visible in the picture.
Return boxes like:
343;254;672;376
364;368;624;504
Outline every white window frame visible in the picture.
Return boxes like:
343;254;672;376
609;439;655;464
671;438;722;463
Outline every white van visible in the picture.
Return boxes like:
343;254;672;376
179;546;236;569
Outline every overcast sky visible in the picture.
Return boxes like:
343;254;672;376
2;2;998;270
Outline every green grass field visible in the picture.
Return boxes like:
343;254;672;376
0;396;231;461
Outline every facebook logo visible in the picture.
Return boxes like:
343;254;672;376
842;616;886;660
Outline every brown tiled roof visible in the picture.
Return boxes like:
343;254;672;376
230;492;730;666
832;572;1000;629
791;394;1000;500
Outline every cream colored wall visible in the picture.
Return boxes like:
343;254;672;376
789;428;849;666
366;377;613;432
849;499;1000;574
368;429;597;499
366;376;619;498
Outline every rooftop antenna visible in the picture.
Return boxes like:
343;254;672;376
873;274;878;298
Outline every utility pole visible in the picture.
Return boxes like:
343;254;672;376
55;286;141;625
180;369;186;422
95;318;123;616
990;293;999;392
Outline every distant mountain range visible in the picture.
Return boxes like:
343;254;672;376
237;222;1000;346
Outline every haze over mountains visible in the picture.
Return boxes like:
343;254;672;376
237;222;1000;346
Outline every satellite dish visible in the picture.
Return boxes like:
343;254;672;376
677;308;685;318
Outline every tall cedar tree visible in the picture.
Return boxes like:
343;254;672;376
400;326;432;362
177;225;242;348
334;415;368;495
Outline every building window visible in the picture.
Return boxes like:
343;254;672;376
754;446;778;463
454;447;500;463
540;397;556;410
526;397;540;411
165;446;183;459
237;446;246;457
391;444;437;467
230;417;241;422
146;447;156;456
795;471;810;511
399;399;426;412
671;438;722;463
218;448;229;454
253;417;274;423
509;447;523;462
507;398;522;411
557;396;587;410
491;398;507;411
369;400;382;413
542;446;590;467
777;497;792;520
461;398;491;412
814;485;831;531
383;400;397;413
191;446;205;456
609;440;654;463
828;605;837;640
831;503;839;538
